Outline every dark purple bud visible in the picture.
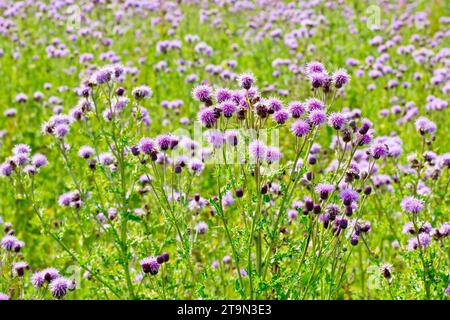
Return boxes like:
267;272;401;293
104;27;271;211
313;203;321;214
305;199;314;211
116;87;125;96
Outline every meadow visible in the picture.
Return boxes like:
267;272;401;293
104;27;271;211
0;0;449;300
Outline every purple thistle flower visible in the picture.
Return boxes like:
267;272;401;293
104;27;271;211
328;113;347;130
156;135;173;151
0;293;9;300
32;271;46;288
309;110;327;126
195;221;208;234
265;147;282;164
315;183;334;200
1;235;18;251
42;268;60;282
138;138;157;155
249;140;267;161
305;98;324;111
198;108;217;128
32;154;48;168
99;152;114;166
418;233;431;248
291;120;310;137
0;163;13;177
238;72;255;90
219;101;237;117
188;158;204;174
222;255;232;264
192;85;213;103
272;109;289;124
415;116;436;135
13;144;31;155
50;277;70;299
140;256;160;275
206;131;225;148
332;69;350;88
222;191;234;206
215;88;233;103
288;101;306;118
401;196;424;214
13;261;28;277
407;237;418;251
306;61;325;74
12;153;29;166
309;72;327;88
55;124;69;138
340;189;359;206
370;143;389;159
267;98;283;113
78;146;94;159
225;130;238;146
92;67;112;84
132;85;152;100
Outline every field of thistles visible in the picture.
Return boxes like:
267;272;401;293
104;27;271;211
0;0;448;301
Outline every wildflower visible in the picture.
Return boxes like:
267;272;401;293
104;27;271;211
195;221;208;234
288;101;305;118
32;271;46;288
156;135;173;151
198;108;217;128
140;257;160;275
13;261;29;277
328;113;347;130
415;116;436;135
78;146;95;159
99;153;114;166
401;196;424;214
265;147;282;164
13;144;31;155
138;138;157;155
238;72;255;90
205;131;225;148
418;233;431;248
215;88;233;103
192;85;213;104
188;158;204;174
340;189;359;206
50;277;70;299
32;154;48;168
309;110;327;126
370;143;389;159
305;98;324;111
306;61;325;74
219;101;237;117
380;263;393;279
249;140;267;161
42;268;60;282
1;235;18;251
332;69;350;88
291;120;310;137
315;183;334;200
222;191;234;206
0;163;13;177
132;85;152;100
272;109;289;124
